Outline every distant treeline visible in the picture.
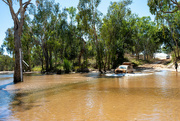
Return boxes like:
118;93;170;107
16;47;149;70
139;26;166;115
0;55;14;71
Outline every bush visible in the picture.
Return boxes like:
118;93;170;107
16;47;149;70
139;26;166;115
56;64;63;70
32;66;42;72
63;59;72;73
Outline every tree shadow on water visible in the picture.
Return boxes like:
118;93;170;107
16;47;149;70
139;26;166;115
0;82;14;90
0;82;15;120
0;81;88;114
0;82;43;119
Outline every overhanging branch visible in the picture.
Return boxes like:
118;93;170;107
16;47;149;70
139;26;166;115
2;0;9;5
23;0;32;10
170;0;178;5
23;1;32;6
170;0;180;10
160;8;179;13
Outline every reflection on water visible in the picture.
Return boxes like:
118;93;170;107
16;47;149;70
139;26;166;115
0;71;180;120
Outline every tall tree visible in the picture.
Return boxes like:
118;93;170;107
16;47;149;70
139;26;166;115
31;0;54;72
148;0;180;60
77;0;103;72
2;0;32;83
21;16;33;71
101;0;132;68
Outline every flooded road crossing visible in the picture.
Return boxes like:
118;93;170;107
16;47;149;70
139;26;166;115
0;71;180;120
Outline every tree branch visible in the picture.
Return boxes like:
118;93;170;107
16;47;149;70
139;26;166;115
170;0;180;10
23;0;32;10
160;8;179;13
19;0;32;35
16;0;32;16
170;0;178;5
22;1;32;6
19;0;22;8
2;0;9;5
7;0;19;23
16;8;21;16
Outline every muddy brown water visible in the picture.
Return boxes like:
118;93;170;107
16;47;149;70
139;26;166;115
0;71;180;121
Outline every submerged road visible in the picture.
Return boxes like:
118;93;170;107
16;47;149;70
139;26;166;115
0;71;180;120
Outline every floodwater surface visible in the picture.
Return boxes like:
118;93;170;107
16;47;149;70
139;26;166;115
0;71;180;120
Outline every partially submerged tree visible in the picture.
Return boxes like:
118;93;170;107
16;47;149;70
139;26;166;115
2;0;32;83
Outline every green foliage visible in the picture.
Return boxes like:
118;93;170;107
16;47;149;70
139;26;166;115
55;64;63;70
0;45;4;55
148;0;180;60
63;59;72;73
1;0;167;73
101;0;133;68
148;0;179;16
0;55;14;71
131;60;143;67
31;66;42;72
3;28;14;55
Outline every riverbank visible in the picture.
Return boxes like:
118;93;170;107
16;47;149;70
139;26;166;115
0;71;14;74
136;59;178;72
0;59;178;75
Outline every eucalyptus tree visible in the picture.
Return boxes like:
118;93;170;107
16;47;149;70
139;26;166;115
159;26;175;53
130;16;143;60
30;0;55;72
3;17;33;71
101;0;133;69
21;15;33;71
29;0;77;71
65;7;80;61
148;0;180;60
75;12;87;69
164;12;180;58
3;28;14;55
77;0;103;72
45;3;61;70
137;17;151;60
101;17;113;69
0;55;14;71
67;7;77;27
133;16;161;60
2;0;32;82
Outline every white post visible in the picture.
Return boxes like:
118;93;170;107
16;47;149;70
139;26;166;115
19;48;23;82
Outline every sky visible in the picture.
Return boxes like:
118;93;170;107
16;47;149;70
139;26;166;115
0;0;155;55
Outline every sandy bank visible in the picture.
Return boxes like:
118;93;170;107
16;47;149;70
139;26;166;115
0;71;14;74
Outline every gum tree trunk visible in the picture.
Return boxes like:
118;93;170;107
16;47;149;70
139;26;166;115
2;0;32;83
14;25;23;83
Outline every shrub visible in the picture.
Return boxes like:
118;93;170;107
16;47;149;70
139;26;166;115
32;66;42;72
131;59;143;67
63;59;72;73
